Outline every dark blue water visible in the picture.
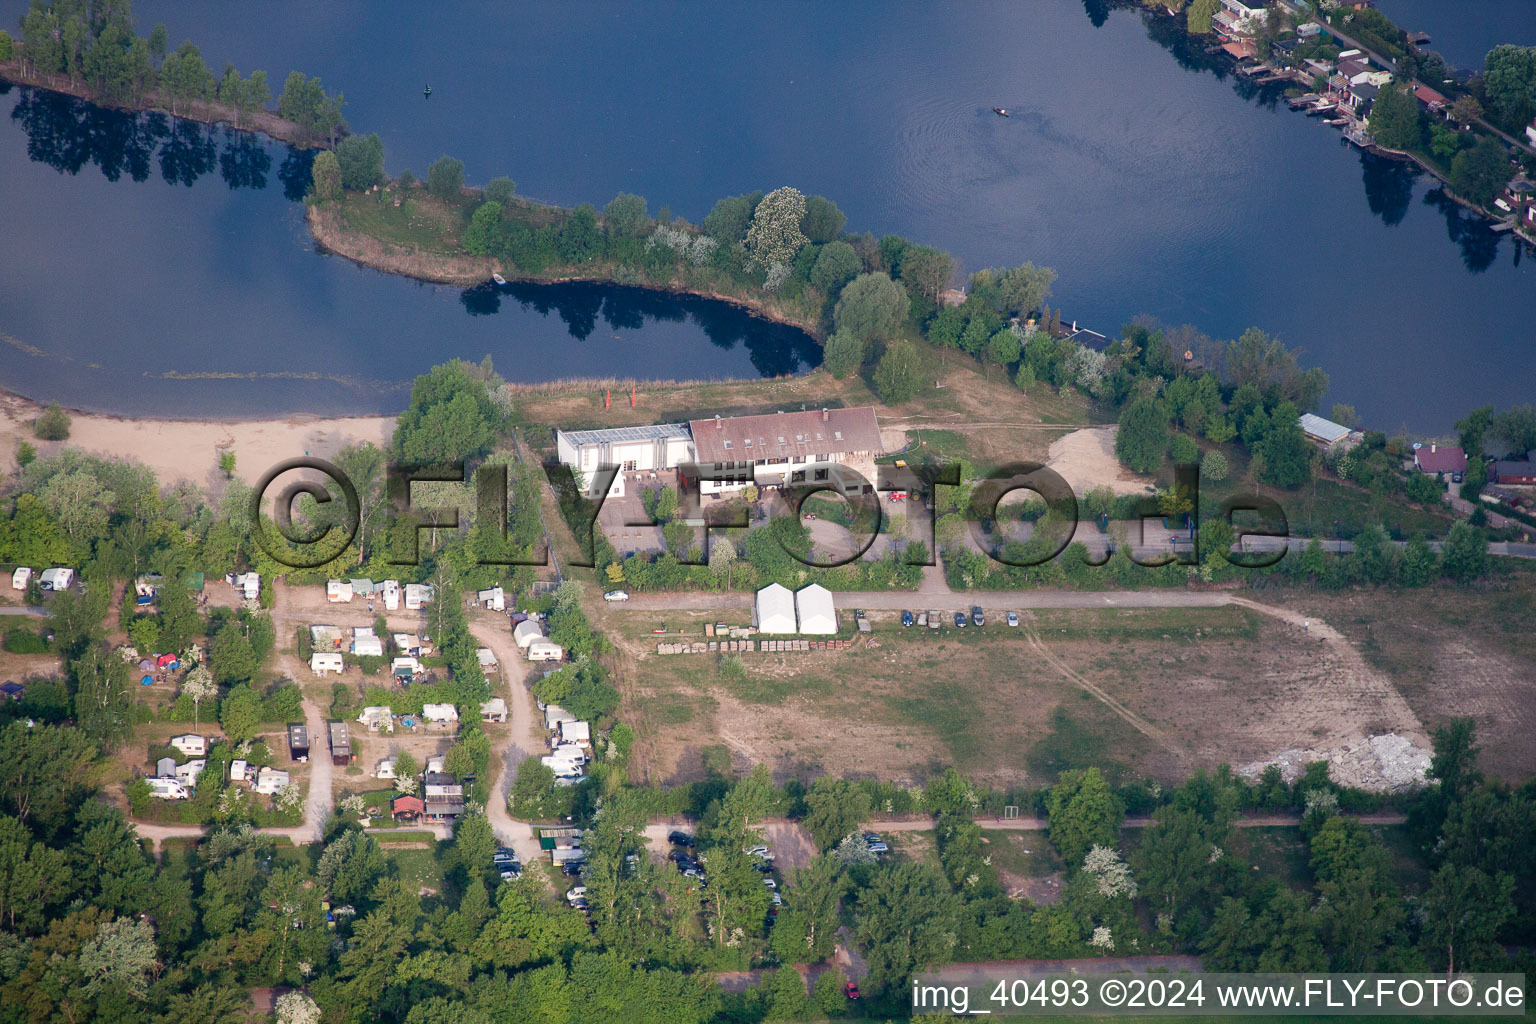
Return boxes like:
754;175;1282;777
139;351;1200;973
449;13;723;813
2;0;1533;430
1374;0;1534;69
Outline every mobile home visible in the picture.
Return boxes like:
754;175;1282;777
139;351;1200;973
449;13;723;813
328;720;352;765
381;579;400;610
526;641;564;663
310;652;344;676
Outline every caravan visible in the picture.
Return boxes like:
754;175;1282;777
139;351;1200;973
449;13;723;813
10;567;32;590
381;579;400;610
310;652;344;676
476;586;505;611
39;567;74;591
326;578;354;603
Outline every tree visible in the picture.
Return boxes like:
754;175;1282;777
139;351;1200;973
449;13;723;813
821;329;863;379
1481;44;1536;133
799;195;846;243
1420;864;1514;973
0;815;73;933
986;328;1022;371
394;750;420;795
1201;448;1229;481
316;828;385;903
745;186;808;268
1449;136;1512;209
394;360;502;464
0;721;96;829
33;403;71;440
0;30;11;61
1440;520;1488;581
335;132;385;190
1187;0;1219;33
427;155;465;200
277;71;346;145
1114;397;1169;474
463;200;502;255
1256;408;1313;488
873;338;924;405
79;917;157;1000
73;647;134;751
760;967;810;1022
833;272;908;346
484;176;516;205
1492;404;1536;455
39;469;114;548
707;537;737;588
602;193;649;238
275;991;322;1024
158;42;214;114
219;684;263;744
1045;767;1124;867
853;861;960;995
898;245;955;303
702;191;762;243
1367;83;1421;150
802;778;873;851
1448;94;1483;129
309;149;342;201
810;240;860;294
182;665;216;728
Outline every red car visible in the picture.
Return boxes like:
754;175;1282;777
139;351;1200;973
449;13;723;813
845;982;860;1000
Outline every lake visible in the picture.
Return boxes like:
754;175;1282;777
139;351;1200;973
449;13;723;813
2;0;1532;430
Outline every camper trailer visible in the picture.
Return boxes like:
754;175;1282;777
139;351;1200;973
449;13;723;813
39;567;74;591
230;572;259;600
476;586;505;611
374;757;397;780
381;579;400;610
356;706;393;731
526;641;564;663
11;567;32;590
351;628;384;657
310;652;344;676
146;777;190;800
326;578;354;603
170;734;206;757
404;583;434;610
421;703;459;725
253;767;290;794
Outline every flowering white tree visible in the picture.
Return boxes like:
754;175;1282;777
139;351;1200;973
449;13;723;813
1082;844;1138;899
745;186;807;269
1067;346;1108;396
833;832;877;868
181;664;216;727
1090;926;1115;953
276;991;321;1024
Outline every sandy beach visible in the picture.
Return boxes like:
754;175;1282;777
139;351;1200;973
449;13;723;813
0;392;394;492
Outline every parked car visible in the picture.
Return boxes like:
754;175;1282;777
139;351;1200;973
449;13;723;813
561;862;582;877
971;605;985;626
928;610;941;630
863;831;883;843
602;590;629;602
745;845;772;859
754;861;774;873
901;610;914;627
668;830;696;847
954;611;967;628
763;878;777;889
867;840;889;854
770;891;783;906
566;886;588;904
1006;611;1019;627
845;982;861;1000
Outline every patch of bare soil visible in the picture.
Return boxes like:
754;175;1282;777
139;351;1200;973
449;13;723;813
1047;426;1155;496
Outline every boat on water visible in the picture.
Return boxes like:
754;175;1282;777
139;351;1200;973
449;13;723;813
423;84;432;98
992;107;1009;117
492;272;507;286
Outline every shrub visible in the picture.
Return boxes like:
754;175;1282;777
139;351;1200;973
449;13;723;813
33;404;71;440
427;155;465;200
1169;433;1200;465
1201;448;1230;482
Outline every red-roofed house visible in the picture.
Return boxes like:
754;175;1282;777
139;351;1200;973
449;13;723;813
1413;443;1466;478
1413;85;1447;112
392;795;424;822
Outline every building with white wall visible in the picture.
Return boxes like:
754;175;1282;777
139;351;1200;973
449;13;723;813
556;423;694;497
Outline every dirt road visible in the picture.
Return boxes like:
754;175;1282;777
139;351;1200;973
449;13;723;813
863;812;1408;832
468;607;550;866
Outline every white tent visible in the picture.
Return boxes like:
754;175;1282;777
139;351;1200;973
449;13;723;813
795;584;836;635
513;620;544;648
754;583;796;634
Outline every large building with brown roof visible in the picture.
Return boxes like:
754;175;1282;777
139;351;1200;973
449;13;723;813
686;407;883;496
554;406;884;498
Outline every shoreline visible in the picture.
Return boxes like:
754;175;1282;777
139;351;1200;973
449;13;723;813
304;206;828;341
0;60;327;148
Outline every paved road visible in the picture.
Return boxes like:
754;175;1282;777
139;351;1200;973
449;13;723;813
0;606;45;616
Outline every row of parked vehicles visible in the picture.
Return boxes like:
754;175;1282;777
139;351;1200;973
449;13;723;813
901;607;1021;629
